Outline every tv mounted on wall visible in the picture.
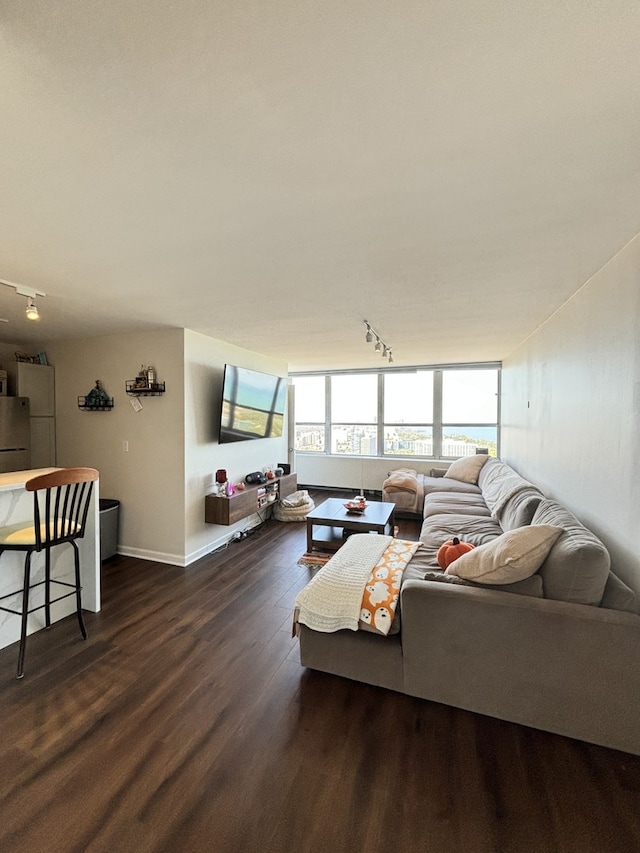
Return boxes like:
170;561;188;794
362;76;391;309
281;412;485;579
218;364;287;443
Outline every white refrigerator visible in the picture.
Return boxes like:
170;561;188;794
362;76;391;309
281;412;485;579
0;397;31;472
7;363;56;469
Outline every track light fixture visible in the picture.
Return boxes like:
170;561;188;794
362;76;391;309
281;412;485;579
0;278;46;322
363;320;394;364
25;298;39;321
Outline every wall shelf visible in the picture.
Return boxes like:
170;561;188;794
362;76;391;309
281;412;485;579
77;396;114;411
125;380;166;396
205;473;297;526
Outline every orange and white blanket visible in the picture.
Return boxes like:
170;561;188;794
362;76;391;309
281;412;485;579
293;534;421;636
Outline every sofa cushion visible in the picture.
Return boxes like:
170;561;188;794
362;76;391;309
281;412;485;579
478;459;543;530
600;572;639;614
446;524;563;584
444;454;489;485
424;492;488;509
423;492;491;519
477;456;500;489
422;570;544;598
403;547;441;577
422;476;482;497
420;513;504;550
532;499;610;605
394;544;545;636
498;487;545;531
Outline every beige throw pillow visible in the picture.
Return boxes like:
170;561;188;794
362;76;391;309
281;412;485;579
445;524;564;584
443;455;489;485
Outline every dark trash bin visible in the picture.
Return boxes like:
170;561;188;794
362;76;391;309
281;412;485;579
99;498;120;561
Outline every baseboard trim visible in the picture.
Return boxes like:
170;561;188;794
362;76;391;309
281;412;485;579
116;532;238;568
115;545;187;566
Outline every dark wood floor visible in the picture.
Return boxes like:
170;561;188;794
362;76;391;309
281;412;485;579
1;488;639;853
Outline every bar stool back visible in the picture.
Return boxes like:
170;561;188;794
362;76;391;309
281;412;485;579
0;467;99;678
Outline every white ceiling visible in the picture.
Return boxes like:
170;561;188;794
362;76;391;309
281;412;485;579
1;1;640;371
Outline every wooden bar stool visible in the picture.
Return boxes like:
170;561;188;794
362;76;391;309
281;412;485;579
0;467;99;678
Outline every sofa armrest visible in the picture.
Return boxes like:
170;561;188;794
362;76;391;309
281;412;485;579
400;579;640;754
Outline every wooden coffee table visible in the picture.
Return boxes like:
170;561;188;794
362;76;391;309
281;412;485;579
306;498;396;553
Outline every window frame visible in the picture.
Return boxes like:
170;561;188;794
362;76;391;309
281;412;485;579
291;374;328;453
329;373;379;455
291;363;500;460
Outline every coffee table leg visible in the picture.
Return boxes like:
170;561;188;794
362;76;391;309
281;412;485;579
306;519;313;552
383;509;396;537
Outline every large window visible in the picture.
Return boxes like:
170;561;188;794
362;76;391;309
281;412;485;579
384;371;433;456
293;375;325;452
292;364;499;459
442;369;499;457
331;374;378;455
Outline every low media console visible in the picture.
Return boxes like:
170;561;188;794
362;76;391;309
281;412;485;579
204;472;297;526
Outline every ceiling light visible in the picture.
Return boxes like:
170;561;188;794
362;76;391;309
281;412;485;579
25;297;39;320
362;320;395;363
0;278;46;323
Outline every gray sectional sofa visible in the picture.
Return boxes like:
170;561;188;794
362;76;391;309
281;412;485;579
298;457;640;755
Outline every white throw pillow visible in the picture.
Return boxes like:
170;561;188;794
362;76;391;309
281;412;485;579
443;455;489;485
445;524;564;584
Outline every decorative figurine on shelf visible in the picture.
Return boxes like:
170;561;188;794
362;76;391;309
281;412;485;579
134;365;148;389
85;379;110;408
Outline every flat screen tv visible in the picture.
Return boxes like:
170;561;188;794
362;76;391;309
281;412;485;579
218;364;287;443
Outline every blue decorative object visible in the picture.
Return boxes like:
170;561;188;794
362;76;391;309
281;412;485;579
85;380;110;407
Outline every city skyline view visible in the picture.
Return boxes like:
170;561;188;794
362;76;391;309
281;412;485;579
295;424;498;457
291;367;499;458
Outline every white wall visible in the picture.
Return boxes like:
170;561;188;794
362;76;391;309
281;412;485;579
47;328;186;564
47;328;289;567
183;330;288;563
501;235;640;590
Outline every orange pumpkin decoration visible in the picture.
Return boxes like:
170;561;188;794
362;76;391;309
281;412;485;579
437;537;475;569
